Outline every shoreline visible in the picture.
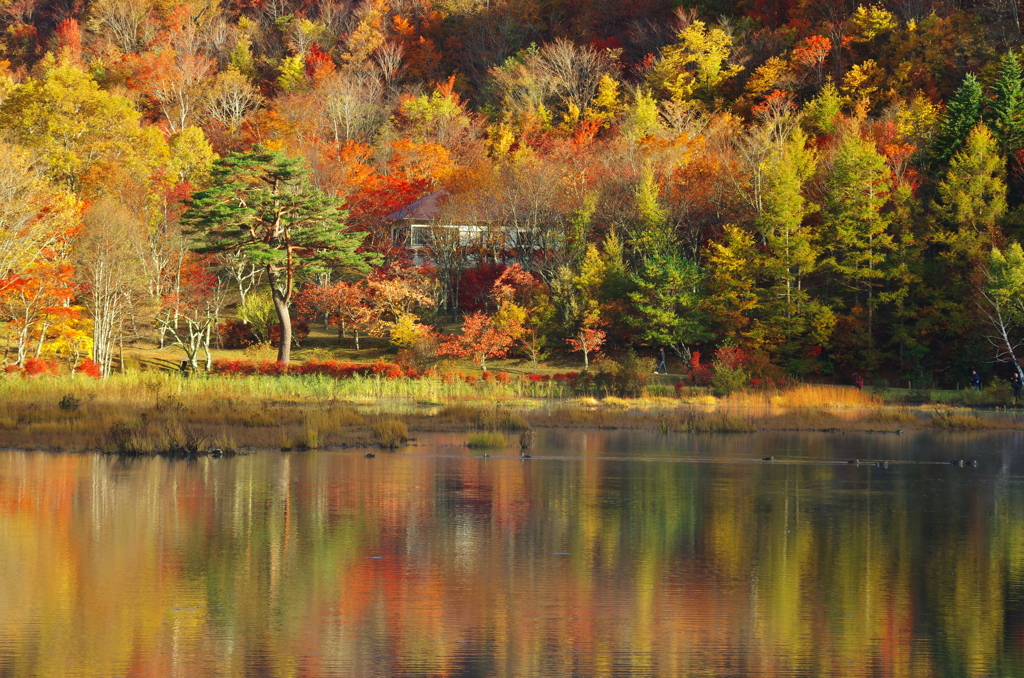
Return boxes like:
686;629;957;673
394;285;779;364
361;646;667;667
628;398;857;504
0;393;1019;456
1;373;1020;456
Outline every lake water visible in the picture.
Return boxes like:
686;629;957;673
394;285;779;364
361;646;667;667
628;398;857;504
2;429;1024;677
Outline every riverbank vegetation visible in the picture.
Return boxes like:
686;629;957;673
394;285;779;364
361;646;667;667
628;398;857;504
1;374;1021;455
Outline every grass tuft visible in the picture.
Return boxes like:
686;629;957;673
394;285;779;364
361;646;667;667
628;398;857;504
931;413;987;429
371;417;409;448
468;431;508;448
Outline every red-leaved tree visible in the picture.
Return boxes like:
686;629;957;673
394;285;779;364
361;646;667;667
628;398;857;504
441;310;523;370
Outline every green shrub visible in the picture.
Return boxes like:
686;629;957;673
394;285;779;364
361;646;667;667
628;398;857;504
710;364;748;396
587;351;654;397
58;394;81;411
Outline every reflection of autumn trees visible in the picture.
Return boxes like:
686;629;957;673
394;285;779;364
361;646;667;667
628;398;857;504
4;437;1024;676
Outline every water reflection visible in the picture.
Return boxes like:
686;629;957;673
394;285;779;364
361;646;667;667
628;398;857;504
1;430;1024;677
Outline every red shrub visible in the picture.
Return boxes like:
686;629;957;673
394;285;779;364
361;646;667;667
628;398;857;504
24;358;59;376
76;359;102;378
674;381;687;396
526;373;548;382
212;359;258;375
495;371;512;384
219;320;259;349
481;370;494;382
369;360;404;379
256;361;289;376
463;373;479;385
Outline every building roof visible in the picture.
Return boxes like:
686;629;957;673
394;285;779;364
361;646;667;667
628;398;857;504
386;190;450;221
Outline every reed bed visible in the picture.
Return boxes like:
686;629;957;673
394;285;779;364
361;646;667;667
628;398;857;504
0;373;1019;453
0;374;377;452
436;404;530;431
658;410;756;434
723;384;883;410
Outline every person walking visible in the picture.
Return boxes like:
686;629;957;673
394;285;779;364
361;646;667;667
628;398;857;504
971;369;981;391
1012;372;1022;401
852;372;863;390
655;347;668;375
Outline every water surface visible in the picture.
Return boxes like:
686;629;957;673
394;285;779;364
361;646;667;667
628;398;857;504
2;430;1023;677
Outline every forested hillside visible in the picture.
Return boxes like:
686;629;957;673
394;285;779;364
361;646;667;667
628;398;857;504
2;0;1024;386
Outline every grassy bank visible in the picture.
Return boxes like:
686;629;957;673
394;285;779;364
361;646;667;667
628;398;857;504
0;374;1021;455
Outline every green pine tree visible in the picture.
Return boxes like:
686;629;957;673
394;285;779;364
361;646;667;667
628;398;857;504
182;145;378;363
628;164;672;261
987;51;1024;160
626;254;710;355
933;73;984;166
758;128;819;320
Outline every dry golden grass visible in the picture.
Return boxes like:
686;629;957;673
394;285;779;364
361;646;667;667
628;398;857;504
0;374;1018;453
724;384;882;409
931;413;987;430
0;374;378;452
436;404;529;431
371;418;409;448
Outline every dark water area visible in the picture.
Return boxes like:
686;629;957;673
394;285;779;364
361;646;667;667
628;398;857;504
2;429;1024;677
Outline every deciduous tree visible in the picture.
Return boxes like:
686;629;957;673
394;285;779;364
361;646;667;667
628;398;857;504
821;128;895;363
0;141;81;296
75;198;148;377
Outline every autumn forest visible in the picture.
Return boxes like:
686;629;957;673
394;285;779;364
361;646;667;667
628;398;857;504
4;0;1024;386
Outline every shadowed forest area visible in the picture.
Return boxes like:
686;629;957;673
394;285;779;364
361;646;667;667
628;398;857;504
4;0;1024;392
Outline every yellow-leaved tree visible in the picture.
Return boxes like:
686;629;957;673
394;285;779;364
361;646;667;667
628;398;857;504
0;58;169;196
648;19;743;107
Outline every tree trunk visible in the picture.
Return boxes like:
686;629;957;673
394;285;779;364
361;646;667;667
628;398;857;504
204;324;213;371
267;264;292;364
272;286;292;363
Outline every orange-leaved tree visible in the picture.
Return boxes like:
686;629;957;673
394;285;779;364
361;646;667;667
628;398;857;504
296;279;374;349
566;322;606;369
